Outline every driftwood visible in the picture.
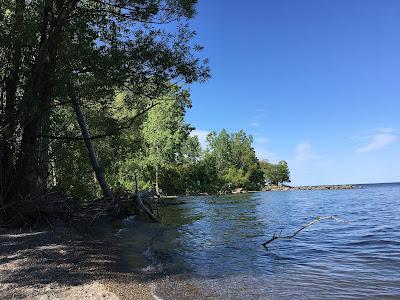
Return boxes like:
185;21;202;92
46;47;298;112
0;192;77;227
133;172;159;223
134;192;159;223
262;216;350;248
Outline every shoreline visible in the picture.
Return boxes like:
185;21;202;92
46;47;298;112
163;184;357;198
0;223;215;300
0;224;155;300
263;184;354;192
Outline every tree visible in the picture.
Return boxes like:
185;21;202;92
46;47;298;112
160;135;202;194
204;129;265;192
140;88;192;194
0;0;209;222
261;160;291;185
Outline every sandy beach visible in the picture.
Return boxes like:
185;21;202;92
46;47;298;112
0;225;154;300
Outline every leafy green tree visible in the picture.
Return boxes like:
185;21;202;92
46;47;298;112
204;129;264;192
261;160;291;185
161;135;203;194
140;89;192;194
181;135;201;164
0;0;209;215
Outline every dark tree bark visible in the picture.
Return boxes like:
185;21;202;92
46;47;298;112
13;0;76;199
1;0;25;197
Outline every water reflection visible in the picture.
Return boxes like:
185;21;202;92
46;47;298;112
118;183;400;299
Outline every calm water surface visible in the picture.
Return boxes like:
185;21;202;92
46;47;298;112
117;183;400;299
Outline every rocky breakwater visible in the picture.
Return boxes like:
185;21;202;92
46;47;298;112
264;184;354;191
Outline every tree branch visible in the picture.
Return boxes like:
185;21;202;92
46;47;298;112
37;102;160;141
87;0;179;24
262;216;350;249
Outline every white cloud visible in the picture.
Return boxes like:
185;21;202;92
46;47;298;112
288;142;330;186
294;142;320;162
254;145;277;162
349;135;370;141
190;129;210;149
255;137;269;144
249;109;267;128
377;127;395;134
355;128;398;154
250;121;260;128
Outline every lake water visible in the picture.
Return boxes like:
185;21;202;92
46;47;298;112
117;183;400;299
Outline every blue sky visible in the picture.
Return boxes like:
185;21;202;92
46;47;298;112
186;0;400;186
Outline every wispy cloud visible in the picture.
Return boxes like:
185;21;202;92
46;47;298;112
254;145;277;162
249;109;266;128
250;121;261;128
288;141;331;185
355;128;398;154
378;127;395;134
253;134;273;160
190;129;210;149
294;142;320;162
255;137;269;144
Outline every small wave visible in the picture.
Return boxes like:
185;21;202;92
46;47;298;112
115;216;136;237
346;239;400;247
122;215;136;225
114;227;127;237
150;283;164;300
143;247;154;260
142;247;164;274
141;263;163;274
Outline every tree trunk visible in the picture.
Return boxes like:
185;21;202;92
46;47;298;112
13;0;75;199
1;0;25;198
71;91;114;202
155;167;160;195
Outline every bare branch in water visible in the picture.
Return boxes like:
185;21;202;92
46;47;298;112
262;216;350;249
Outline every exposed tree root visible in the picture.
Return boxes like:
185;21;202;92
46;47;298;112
0;186;161;228
0;192;77;228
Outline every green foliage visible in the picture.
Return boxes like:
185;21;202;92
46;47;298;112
0;0;210;203
51;88;196;197
141;89;192;176
51;94;289;197
260;160;291;185
200;129;265;192
1;0;291;202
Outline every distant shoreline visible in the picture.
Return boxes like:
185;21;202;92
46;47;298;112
263;184;354;192
164;182;400;197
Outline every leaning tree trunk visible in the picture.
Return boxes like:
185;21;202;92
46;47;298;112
70;91;114;203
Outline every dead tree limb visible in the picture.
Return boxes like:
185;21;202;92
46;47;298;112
262;216;350;248
133;173;159;223
135;192;159;223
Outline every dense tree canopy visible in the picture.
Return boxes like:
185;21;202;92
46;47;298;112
204;129;265;191
153;129;271;195
0;0;209;223
0;0;291;226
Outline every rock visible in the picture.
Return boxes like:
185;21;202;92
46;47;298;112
263;184;354;192
232;188;245;194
